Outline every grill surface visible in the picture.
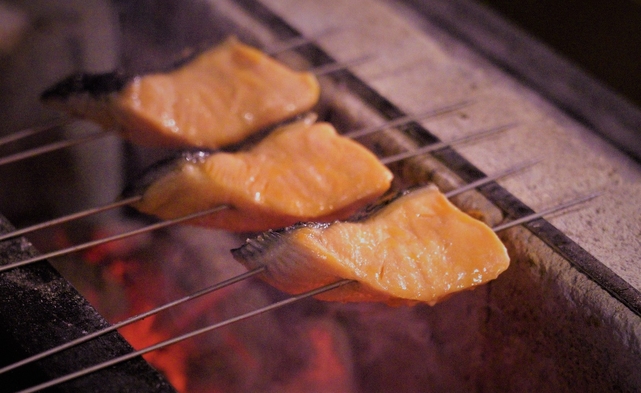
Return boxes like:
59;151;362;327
1;0;641;391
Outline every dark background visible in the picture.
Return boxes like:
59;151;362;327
480;0;641;109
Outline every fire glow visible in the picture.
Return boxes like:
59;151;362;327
73;222;362;393
30;213;455;393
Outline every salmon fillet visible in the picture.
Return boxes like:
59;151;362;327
41;37;320;149
232;186;510;306
130;118;393;232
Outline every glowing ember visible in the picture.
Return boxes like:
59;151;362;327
69;223;358;392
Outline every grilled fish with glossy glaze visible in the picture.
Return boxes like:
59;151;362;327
41;37;320;149
232;185;510;305
128;117;393;232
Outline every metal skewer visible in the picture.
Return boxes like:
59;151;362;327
0;131;521;273
0;117;70;147
0;204;228;273
443;159;539;198
0;51;414;168
310;54;375;76
168;29;342;71
11;190;597;393
0;266;266;376
0;131;111;167
0;33;330;154
379;123;514;164
0;162;537;379
0;195;142;243
491;192;601;232
14;278;353;393
265;28;342;54
0;111;487;243
343;100;476;139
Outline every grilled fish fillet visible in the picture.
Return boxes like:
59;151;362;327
232;186;510;306
129;118;393;232
41;37;320;149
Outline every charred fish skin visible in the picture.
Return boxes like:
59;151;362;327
231;222;330;265
121;150;214;201
231;230;284;268
40;71;132;131
230;197;393;268
346;188;412;222
40;71;130;100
